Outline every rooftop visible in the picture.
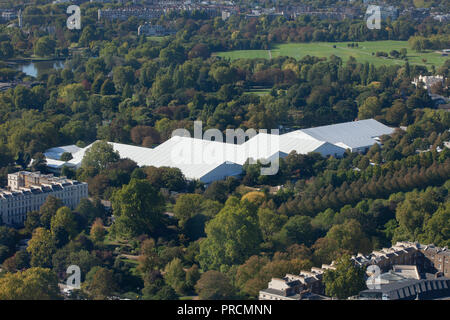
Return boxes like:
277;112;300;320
44;119;394;183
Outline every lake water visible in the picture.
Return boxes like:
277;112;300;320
16;60;65;78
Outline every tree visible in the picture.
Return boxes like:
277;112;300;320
164;258;187;295
323;254;367;299
258;208;287;242
31;152;47;172
326;219;372;255
198;197;262;270
14;250;31;270
34;36;56;57
0;41;14;59
50;206;77;241
185;264;201;293
52;248;100;281
112;179;166;237
274;215;315;247
75;198;106;225
0;226;18;258
81;140;120;172
420;203;449;247
100;79;115;95
395;189;440;241
39;196;63;229
27;228;56;268
358;96;381;120
173;194;204;228
60;152;73;161
0;244;9;263
0;268;61;300
188;43;210;59
138;238;161;274
113;66;135;92
195;270;236;300
87;267;117;299
13;85;34;109
130;126;160;146
90;218;106;243
144;166;187;191
203;180;228;203
241;191;266;206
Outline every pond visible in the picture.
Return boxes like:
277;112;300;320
15;60;65;78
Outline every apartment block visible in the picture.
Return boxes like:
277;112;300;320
0;171;88;226
259;269;327;300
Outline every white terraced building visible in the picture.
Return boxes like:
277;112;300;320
44;119;394;184
0;171;88;226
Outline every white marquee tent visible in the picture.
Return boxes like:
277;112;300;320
44;119;394;184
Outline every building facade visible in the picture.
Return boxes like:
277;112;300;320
0;171;88;226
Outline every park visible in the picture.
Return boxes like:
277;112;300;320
215;40;447;67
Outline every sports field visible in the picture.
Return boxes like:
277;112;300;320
215;41;448;67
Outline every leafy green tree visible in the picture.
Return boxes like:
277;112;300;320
203;180;229;203
113;66;135;92
100;79;115;95
173;194;203;227
200;199;223;218
27;228;56;268
0;226;18;256
137;238;159;273
13;85;34;109
50;206;78;240
0;244;9;263
52;248;100;281
274;215;315;246
164;258;187;295
39;196;63;229
90;218;106;243
394;189;440;241
0;41;14;59
60;152;73;161
326;219;372;255
258;208;288;242
87;267;117;300
75;198;106;225
81;140;120;172
14;250;31;270
154;285;179;300
420;202;450;247
195;270;236;300
358;96;381;119
0;268;61;300
323;254;367;299
112;179;166;237
34;36;56;57
199;197;262;270
185;264;201;293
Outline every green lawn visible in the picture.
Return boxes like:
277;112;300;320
147;36;169;42
215;41;448;67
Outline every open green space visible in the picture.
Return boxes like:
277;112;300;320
215;41;448;67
